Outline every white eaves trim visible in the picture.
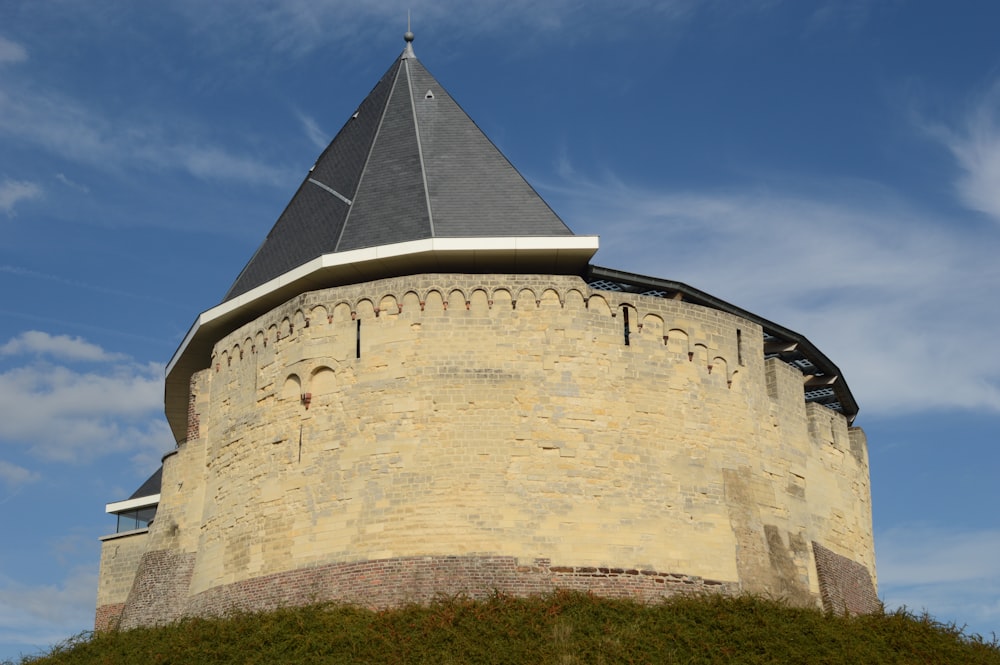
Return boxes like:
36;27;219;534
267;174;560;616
166;235;599;377
106;493;161;514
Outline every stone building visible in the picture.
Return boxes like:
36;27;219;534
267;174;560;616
96;33;878;630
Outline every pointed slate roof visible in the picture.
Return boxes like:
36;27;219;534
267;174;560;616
225;37;573;301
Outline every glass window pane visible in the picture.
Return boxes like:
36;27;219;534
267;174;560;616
117;511;138;533
136;506;157;528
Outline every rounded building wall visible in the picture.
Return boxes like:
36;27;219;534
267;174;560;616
110;273;875;625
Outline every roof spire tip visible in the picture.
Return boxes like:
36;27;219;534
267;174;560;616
402;16;416;59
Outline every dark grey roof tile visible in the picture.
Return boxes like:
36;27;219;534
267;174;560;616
409;60;570;238
337;62;431;250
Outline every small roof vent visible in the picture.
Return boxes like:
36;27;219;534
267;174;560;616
425;90;434;99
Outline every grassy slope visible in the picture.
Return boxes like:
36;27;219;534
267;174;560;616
12;593;1000;665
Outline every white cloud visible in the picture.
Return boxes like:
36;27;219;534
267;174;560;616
877;526;1000;637
0;568;98;653
0;459;40;490
0;333;172;463
0;178;42;215
0;36;27;65
926;82;1000;224
1;331;126;362
546;170;1000;415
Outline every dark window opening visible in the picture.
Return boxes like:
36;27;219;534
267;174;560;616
622;306;631;346
356;319;361;359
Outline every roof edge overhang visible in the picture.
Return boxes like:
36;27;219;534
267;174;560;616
164;235;600;442
105;493;161;514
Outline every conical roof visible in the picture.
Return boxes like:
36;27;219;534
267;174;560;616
225;39;573;301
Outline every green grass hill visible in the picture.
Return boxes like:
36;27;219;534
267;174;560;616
9;592;1000;664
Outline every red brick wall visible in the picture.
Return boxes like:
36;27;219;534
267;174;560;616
812;542;879;615
186;391;199;443
94;603;125;631
108;549;881;628
179;555;739;619
117;550;197;629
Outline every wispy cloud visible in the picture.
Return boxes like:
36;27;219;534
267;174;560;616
296;110;329;150
0;265;185;310
925;81;1000;224
0;333;172;463
0;1;771;196
0;568;98;653
0;84;291;187
877;525;1000;637
805;0;875;35
0;459;40;491
54;173;89;194
163;144;291;185
0;35;27;65
166;0;705;57
0;179;42;215
544;169;1000;415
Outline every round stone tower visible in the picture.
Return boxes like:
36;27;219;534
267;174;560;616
96;35;877;630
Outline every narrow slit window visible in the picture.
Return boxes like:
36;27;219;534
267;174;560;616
356;319;361;359
737;329;743;365
623;306;631;346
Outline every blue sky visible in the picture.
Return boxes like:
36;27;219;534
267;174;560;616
1;0;999;658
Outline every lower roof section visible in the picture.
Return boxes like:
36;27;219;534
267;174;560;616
586;265;858;423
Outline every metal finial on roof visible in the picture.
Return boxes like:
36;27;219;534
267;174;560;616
402;14;416;59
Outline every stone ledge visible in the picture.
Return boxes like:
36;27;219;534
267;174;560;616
99;528;149;542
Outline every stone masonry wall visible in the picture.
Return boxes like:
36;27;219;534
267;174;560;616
112;273;875;626
95;530;149;630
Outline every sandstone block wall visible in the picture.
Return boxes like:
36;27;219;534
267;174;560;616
100;273;875;628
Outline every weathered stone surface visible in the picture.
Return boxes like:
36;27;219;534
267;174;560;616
95;531;149;630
